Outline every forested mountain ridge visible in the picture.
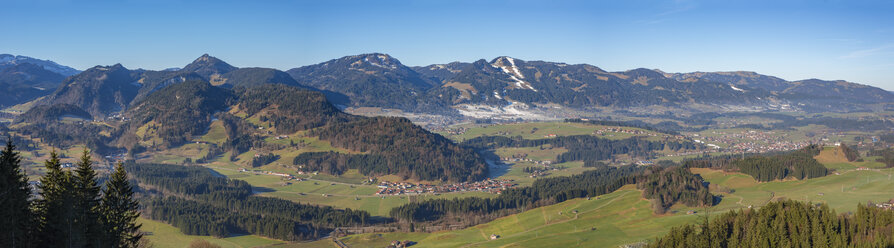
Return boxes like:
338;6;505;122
40;64;141;119
235;84;353;134
427;57;780;110
130;70;206;105
236;85;488;182
0;53;81;76
0;56;76;107
411;61;470;83
217;67;304;89
122;80;235;148
290;54;892;115
0;62;67;89
286;53;447;112
15;103;92;124
0;63;66;107
180;53;237;81
9;52;892;121
667;71;894;111
119;82;487;182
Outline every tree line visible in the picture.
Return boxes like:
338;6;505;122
683;145;828;182
389;163;713;225
0;140;142;248
648;200;894;248
128;163;371;241
638;166;714;214
867;148;894;168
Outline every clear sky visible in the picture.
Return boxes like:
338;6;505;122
3;0;893;90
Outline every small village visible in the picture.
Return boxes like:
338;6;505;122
594;127;679;139
376;178;517;195
689;130;821;154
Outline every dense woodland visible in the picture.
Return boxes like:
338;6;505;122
638;166;714;214
684;145;828;181
461;134;697;163
309;117;488;182
0;140;142;248
867;148;894;168
293;151;386;175
13;103;112;153
124;80;235;147
840;143;860;162
648;200;894;248
17;121;113;153
390;163;713;225
15;103;92;123
236;84;352;134
112;82;489;183
128;163;370;241
250;153;280;167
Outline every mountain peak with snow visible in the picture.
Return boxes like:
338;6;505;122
0;54;81;76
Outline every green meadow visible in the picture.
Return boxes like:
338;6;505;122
139;218;283;248
322;161;894;248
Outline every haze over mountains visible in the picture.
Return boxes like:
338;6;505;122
2;53;891;119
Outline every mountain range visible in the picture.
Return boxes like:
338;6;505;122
2;53;892;118
2;52;892;183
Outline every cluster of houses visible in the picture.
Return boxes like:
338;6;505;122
431;126;468;136
387;240;415;248
872;199;894;210
635;160;654;166
375;179;517;195
594;127;657;137
525;164;561;178
692;130;819;154
238;168;305;180
500;155;553;166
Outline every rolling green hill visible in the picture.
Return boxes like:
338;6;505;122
318;162;894;248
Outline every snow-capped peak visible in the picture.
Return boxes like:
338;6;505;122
0;54;81;76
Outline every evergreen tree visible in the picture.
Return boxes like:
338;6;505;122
34;151;75;247
0;139;33;247
101;162;143;248
73;149;102;247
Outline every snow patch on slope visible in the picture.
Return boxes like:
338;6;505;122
492;57;537;92
455;102;553;120
363;57;396;69
730;85;745;92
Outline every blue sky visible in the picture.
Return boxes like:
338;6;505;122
3;0;893;89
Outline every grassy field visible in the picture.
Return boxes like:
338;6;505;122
139;218;283;248
322;159;894;248
493;146;567;162
207;166;497;216
305;185;704;248
438;122;668;142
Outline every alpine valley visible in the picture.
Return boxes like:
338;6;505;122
2;53;894;248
